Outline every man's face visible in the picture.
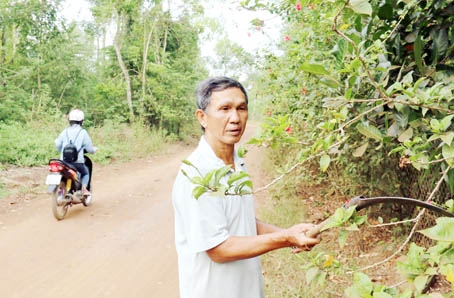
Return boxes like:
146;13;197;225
198;87;248;147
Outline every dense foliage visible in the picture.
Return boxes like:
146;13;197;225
241;0;453;296
0;0;211;170
245;0;454;195
0;0;206;135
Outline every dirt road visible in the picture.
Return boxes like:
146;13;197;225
0;127;264;298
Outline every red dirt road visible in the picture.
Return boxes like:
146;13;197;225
0;127;263;298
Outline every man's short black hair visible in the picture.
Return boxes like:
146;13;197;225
195;76;248;111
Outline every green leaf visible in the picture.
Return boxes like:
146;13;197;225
188;175;204;186
299;63;330;75
414;34;424;73
214;166;233;185
234;180;253;194
338;229;349;248
348;0;372;16
322;206;358;231
388;146;405;156
346;223;359;231
182;159;193;166
442;144;454;166
211;185;227;197
430;119;441;133
447;169;454;193
432;29;449;63
320;77;340;88
227;171;249;185
387;122;400;137
357;123;383;142
440;264;454;283
374;292;393;298
237;146;247;158
419;217;454;241
427;134;441;143
440;115;454;132
344;272;374;297
446;199;454;213
398;127;413;143
353;142;369;157
192;186;207;200
377;3;393;20
414;275;429;294
440;132;454;146
305;267;321;284
320;154;331;172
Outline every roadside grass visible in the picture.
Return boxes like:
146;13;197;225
259;190;350;298
258;168;407;298
256;148;362;297
0;119;180;199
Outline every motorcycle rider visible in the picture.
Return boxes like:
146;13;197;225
54;109;97;196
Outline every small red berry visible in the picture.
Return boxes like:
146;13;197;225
296;2;301;10
404;44;414;51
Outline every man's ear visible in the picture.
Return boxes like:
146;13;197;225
195;109;206;128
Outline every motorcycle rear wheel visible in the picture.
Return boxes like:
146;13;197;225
52;181;69;220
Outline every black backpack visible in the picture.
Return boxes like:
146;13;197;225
63;128;83;162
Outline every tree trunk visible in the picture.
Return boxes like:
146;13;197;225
161;22;168;64
0;29;5;65
140;19;154;118
114;12;134;122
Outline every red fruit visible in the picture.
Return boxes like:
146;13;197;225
404;44;414;51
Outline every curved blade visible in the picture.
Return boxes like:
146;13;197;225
344;196;454;217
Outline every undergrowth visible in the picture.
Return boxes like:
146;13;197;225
256;143;409;297
0;118;178;198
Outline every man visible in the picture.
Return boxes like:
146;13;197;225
172;77;320;298
55;108;97;195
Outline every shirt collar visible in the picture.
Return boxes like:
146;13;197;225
198;136;245;170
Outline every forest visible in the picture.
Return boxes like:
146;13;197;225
1;0;454;297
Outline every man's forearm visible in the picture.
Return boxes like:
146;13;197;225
206;220;320;263
256;218;283;235
206;231;291;263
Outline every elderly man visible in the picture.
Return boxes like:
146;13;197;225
172;76;320;298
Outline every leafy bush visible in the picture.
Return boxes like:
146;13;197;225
241;0;453;296
0;121;60;167
246;0;454;196
0;118;176;168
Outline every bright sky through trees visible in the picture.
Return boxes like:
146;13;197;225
61;0;282;71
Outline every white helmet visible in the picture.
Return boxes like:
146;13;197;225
69;109;84;121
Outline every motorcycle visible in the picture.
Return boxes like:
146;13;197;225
45;153;93;220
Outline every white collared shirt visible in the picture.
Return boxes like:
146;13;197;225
172;136;264;298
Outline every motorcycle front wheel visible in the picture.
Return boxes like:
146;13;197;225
52;181;69;220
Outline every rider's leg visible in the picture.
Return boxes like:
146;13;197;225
74;163;90;195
